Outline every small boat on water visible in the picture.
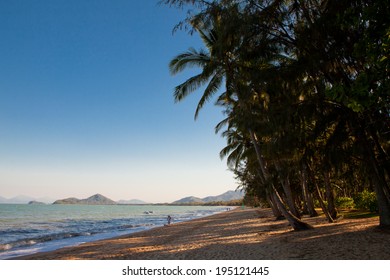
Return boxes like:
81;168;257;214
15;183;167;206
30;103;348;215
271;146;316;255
143;211;154;214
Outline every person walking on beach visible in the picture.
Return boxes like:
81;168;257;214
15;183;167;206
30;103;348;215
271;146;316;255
167;215;172;225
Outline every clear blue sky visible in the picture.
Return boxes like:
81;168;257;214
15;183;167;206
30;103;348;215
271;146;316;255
0;0;237;203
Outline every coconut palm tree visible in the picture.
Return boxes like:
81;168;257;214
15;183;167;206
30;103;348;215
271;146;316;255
169;23;226;119
169;5;314;230
166;0;390;228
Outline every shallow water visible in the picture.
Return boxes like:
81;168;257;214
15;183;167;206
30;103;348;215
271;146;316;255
0;204;227;259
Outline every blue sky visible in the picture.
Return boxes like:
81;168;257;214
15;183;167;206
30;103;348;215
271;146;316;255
0;0;237;203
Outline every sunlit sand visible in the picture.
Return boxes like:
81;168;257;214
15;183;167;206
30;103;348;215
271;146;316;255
15;208;390;260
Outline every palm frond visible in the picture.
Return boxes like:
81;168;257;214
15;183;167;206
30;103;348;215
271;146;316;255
215;116;229;134
173;71;210;102
169;48;210;75
196;27;217;53
194;71;223;119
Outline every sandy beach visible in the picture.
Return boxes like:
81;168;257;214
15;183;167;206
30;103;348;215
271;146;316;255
15;208;390;260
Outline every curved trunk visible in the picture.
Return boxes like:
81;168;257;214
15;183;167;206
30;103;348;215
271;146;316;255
275;161;301;218
272;186;313;231
361;134;390;227
369;123;390;186
301;163;318;217
267;191;284;220
355;120;390;227
306;163;335;223
324;170;338;220
249;129;312;230
249;129;268;179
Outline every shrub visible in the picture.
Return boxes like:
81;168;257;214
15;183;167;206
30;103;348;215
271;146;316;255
335;197;355;209
354;190;378;212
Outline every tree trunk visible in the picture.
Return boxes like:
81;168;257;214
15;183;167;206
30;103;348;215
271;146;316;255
324;170;338;220
301;163;318;217
272;186;313;231
249;129;268;179
275;162;301;218
359;127;390;227
267;192;284;220
369;122;390;187
248;129;312;229
306;163;335;223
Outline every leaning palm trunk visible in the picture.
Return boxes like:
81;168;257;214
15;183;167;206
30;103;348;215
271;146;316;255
357;125;390;227
324;170;338;220
267;191;284;220
248;129;267;179
248;129;312;229
271;186;313;231
301;163;318;217
306;163;335;223
275;161;301;218
368;123;390;187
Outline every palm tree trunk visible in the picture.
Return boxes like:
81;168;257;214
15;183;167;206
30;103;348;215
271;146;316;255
358;127;390;227
271;186;313;231
275;161;301;218
301;163;318;217
267;191;284;220
324;170;338;220
306;162;335;223
248;129;268;179
248;129;312;229
249;129;312;230
368;121;390;186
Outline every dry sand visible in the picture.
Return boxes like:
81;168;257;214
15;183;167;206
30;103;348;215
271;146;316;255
15;208;390;260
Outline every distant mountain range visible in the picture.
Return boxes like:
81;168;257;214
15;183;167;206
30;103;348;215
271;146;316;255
0;195;55;204
117;199;147;204
0;194;147;205
1;190;244;205
172;190;244;204
53;194;117;205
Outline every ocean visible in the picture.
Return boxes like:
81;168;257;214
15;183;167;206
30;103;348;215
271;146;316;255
0;204;229;259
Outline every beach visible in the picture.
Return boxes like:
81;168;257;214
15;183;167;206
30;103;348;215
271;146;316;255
15;208;390;260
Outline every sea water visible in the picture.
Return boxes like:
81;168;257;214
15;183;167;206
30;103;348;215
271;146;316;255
0;204;228;259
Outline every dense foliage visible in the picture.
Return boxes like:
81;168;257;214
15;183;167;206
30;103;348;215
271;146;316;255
165;0;390;229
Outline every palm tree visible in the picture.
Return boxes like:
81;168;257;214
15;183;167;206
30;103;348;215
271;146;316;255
169;25;225;119
169;5;314;230
166;0;390;228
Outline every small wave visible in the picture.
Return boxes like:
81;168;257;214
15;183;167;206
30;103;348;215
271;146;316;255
0;205;226;258
0;232;88;252
0;221;157;253
0;244;12;251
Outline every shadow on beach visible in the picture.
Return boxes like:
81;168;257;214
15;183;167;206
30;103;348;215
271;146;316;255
15;208;390;260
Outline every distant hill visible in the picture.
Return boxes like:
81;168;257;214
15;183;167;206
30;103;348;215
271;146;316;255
0;195;55;204
53;194;117;205
172;190;244;204
173;196;204;204
202;190;244;203
117;199;148;204
0;195;38;204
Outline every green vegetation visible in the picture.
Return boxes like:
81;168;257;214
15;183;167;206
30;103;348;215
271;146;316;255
335;197;355;210
343;210;379;220
354;190;379;213
165;0;390;229
171;199;243;206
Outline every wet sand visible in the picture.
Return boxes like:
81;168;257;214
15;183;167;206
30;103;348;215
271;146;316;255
15;208;390;260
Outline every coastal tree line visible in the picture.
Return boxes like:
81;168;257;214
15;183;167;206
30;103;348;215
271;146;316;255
163;0;390;229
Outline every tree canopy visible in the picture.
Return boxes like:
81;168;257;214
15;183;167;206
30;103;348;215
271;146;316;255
165;0;390;229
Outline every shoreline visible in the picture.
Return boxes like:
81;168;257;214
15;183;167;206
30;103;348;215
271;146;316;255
1;204;229;260
13;208;390;260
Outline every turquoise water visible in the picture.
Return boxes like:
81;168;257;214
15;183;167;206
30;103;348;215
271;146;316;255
0;204;227;259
